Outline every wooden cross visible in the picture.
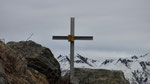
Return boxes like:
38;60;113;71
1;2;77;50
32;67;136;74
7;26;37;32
52;17;93;83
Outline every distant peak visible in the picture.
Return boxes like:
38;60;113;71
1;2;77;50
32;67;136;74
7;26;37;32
131;55;138;59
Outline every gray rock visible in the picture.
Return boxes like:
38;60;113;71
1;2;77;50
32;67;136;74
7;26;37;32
0;63;5;75
7;40;61;84
0;63;7;84
74;68;130;84
0;77;7;84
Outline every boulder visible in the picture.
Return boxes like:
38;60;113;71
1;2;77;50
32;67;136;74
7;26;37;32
7;40;61;83
0;40;50;84
74;68;129;84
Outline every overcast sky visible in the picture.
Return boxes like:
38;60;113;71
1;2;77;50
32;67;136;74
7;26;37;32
0;0;150;59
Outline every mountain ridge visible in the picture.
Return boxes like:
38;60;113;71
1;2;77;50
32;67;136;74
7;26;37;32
57;53;150;84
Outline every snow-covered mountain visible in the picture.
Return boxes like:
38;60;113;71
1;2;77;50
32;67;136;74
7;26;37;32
57;53;150;84
100;53;150;84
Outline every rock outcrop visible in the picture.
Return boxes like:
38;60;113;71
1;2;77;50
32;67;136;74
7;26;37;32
7;40;61;83
0;40;50;84
74;68;129;84
0;40;61;84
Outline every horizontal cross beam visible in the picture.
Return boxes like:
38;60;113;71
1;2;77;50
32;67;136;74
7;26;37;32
52;36;93;40
52;36;68;40
75;36;93;40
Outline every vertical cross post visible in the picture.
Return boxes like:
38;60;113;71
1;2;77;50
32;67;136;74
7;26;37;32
70;17;75;83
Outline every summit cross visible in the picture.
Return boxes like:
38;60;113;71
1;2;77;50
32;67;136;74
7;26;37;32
52;17;93;83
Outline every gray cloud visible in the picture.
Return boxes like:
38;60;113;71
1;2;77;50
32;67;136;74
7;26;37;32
0;0;150;58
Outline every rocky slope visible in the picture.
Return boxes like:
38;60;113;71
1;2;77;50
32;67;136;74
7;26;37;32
0;40;61;84
57;53;150;84
74;68;129;84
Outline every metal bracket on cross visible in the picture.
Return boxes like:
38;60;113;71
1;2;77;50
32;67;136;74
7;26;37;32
68;35;74;43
